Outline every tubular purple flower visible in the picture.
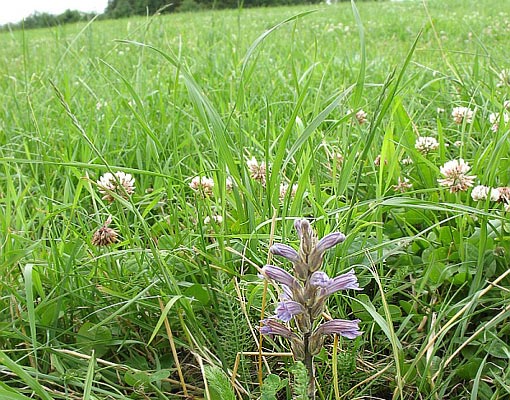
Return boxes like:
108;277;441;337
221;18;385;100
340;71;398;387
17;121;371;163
262;265;299;289
260;319;299;339
275;300;305;322
293;219;307;238
280;284;293;301
294;219;316;255
309;271;330;287
315;232;346;254
314;319;362;339
270;243;299;262
311;269;361;296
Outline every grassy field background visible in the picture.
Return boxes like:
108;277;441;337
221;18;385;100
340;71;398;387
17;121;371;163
1;0;510;398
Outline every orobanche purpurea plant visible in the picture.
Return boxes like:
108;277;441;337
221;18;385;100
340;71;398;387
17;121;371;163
260;219;362;399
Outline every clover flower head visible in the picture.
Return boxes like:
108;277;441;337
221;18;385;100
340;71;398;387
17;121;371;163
334;152;344;166
392;177;413;193
489;112;509;132
497;69;510;87
374;155;387;166
401;157;413;166
438;159;476;193
354;109;368;125
451;106;474;124
204;215;223;225
96;99;108;110
415;136;439;154
246;156;267;186
92;216;118;246
471;185;500;202
189;176;214;196
279;182;298;199
497;187;510;204
97;171;135;202
225;177;234;191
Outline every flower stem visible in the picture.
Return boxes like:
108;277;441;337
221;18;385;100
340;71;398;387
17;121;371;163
303;331;315;399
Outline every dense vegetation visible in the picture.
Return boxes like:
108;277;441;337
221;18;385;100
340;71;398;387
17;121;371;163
1;0;369;31
0;9;98;31
1;0;510;399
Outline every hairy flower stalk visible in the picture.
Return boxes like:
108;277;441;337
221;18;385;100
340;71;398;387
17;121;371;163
260;219;362;399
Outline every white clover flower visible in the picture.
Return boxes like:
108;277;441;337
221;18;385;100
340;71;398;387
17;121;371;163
451;106;474;124
279;182;298;199
415;136;439;154
374;155;387;166
334;152;344;166
204;215;223;225
490;187;502;201
96;100;108;110
348;109;368;125
246;156;267;186
355;109;368;125
392;177;413;193
489;112;509;132
97;171;135;202
438;159;476;193
437;107;445;114
401;157;414;166
497;69;510;87
91;216;118;247
226;177;234;191
189;176;214;196
497;187;510;204
471;185;500;201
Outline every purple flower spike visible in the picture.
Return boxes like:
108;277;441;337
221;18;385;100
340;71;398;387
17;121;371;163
315;232;346;254
270;243;299;262
275;301;305;322
260;319;298;339
311;269;361;296
262;265;299;289
315;318;362;339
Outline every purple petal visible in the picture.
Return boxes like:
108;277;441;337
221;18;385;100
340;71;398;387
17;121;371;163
270;243;299;262
316;319;362;339
315;232;346;254
322;269;361;296
294;219;310;239
309;271;331;287
280;284;293;301
260;319;297;339
262;265;298;288
275;301;305;322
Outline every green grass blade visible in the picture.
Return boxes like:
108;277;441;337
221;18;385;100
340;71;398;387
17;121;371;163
83;350;96;400
0;351;52;400
22;264;38;371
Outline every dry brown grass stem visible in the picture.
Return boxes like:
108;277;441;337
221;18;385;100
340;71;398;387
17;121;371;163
158;297;188;397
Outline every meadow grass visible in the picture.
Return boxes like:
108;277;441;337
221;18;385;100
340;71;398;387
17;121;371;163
1;0;510;398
